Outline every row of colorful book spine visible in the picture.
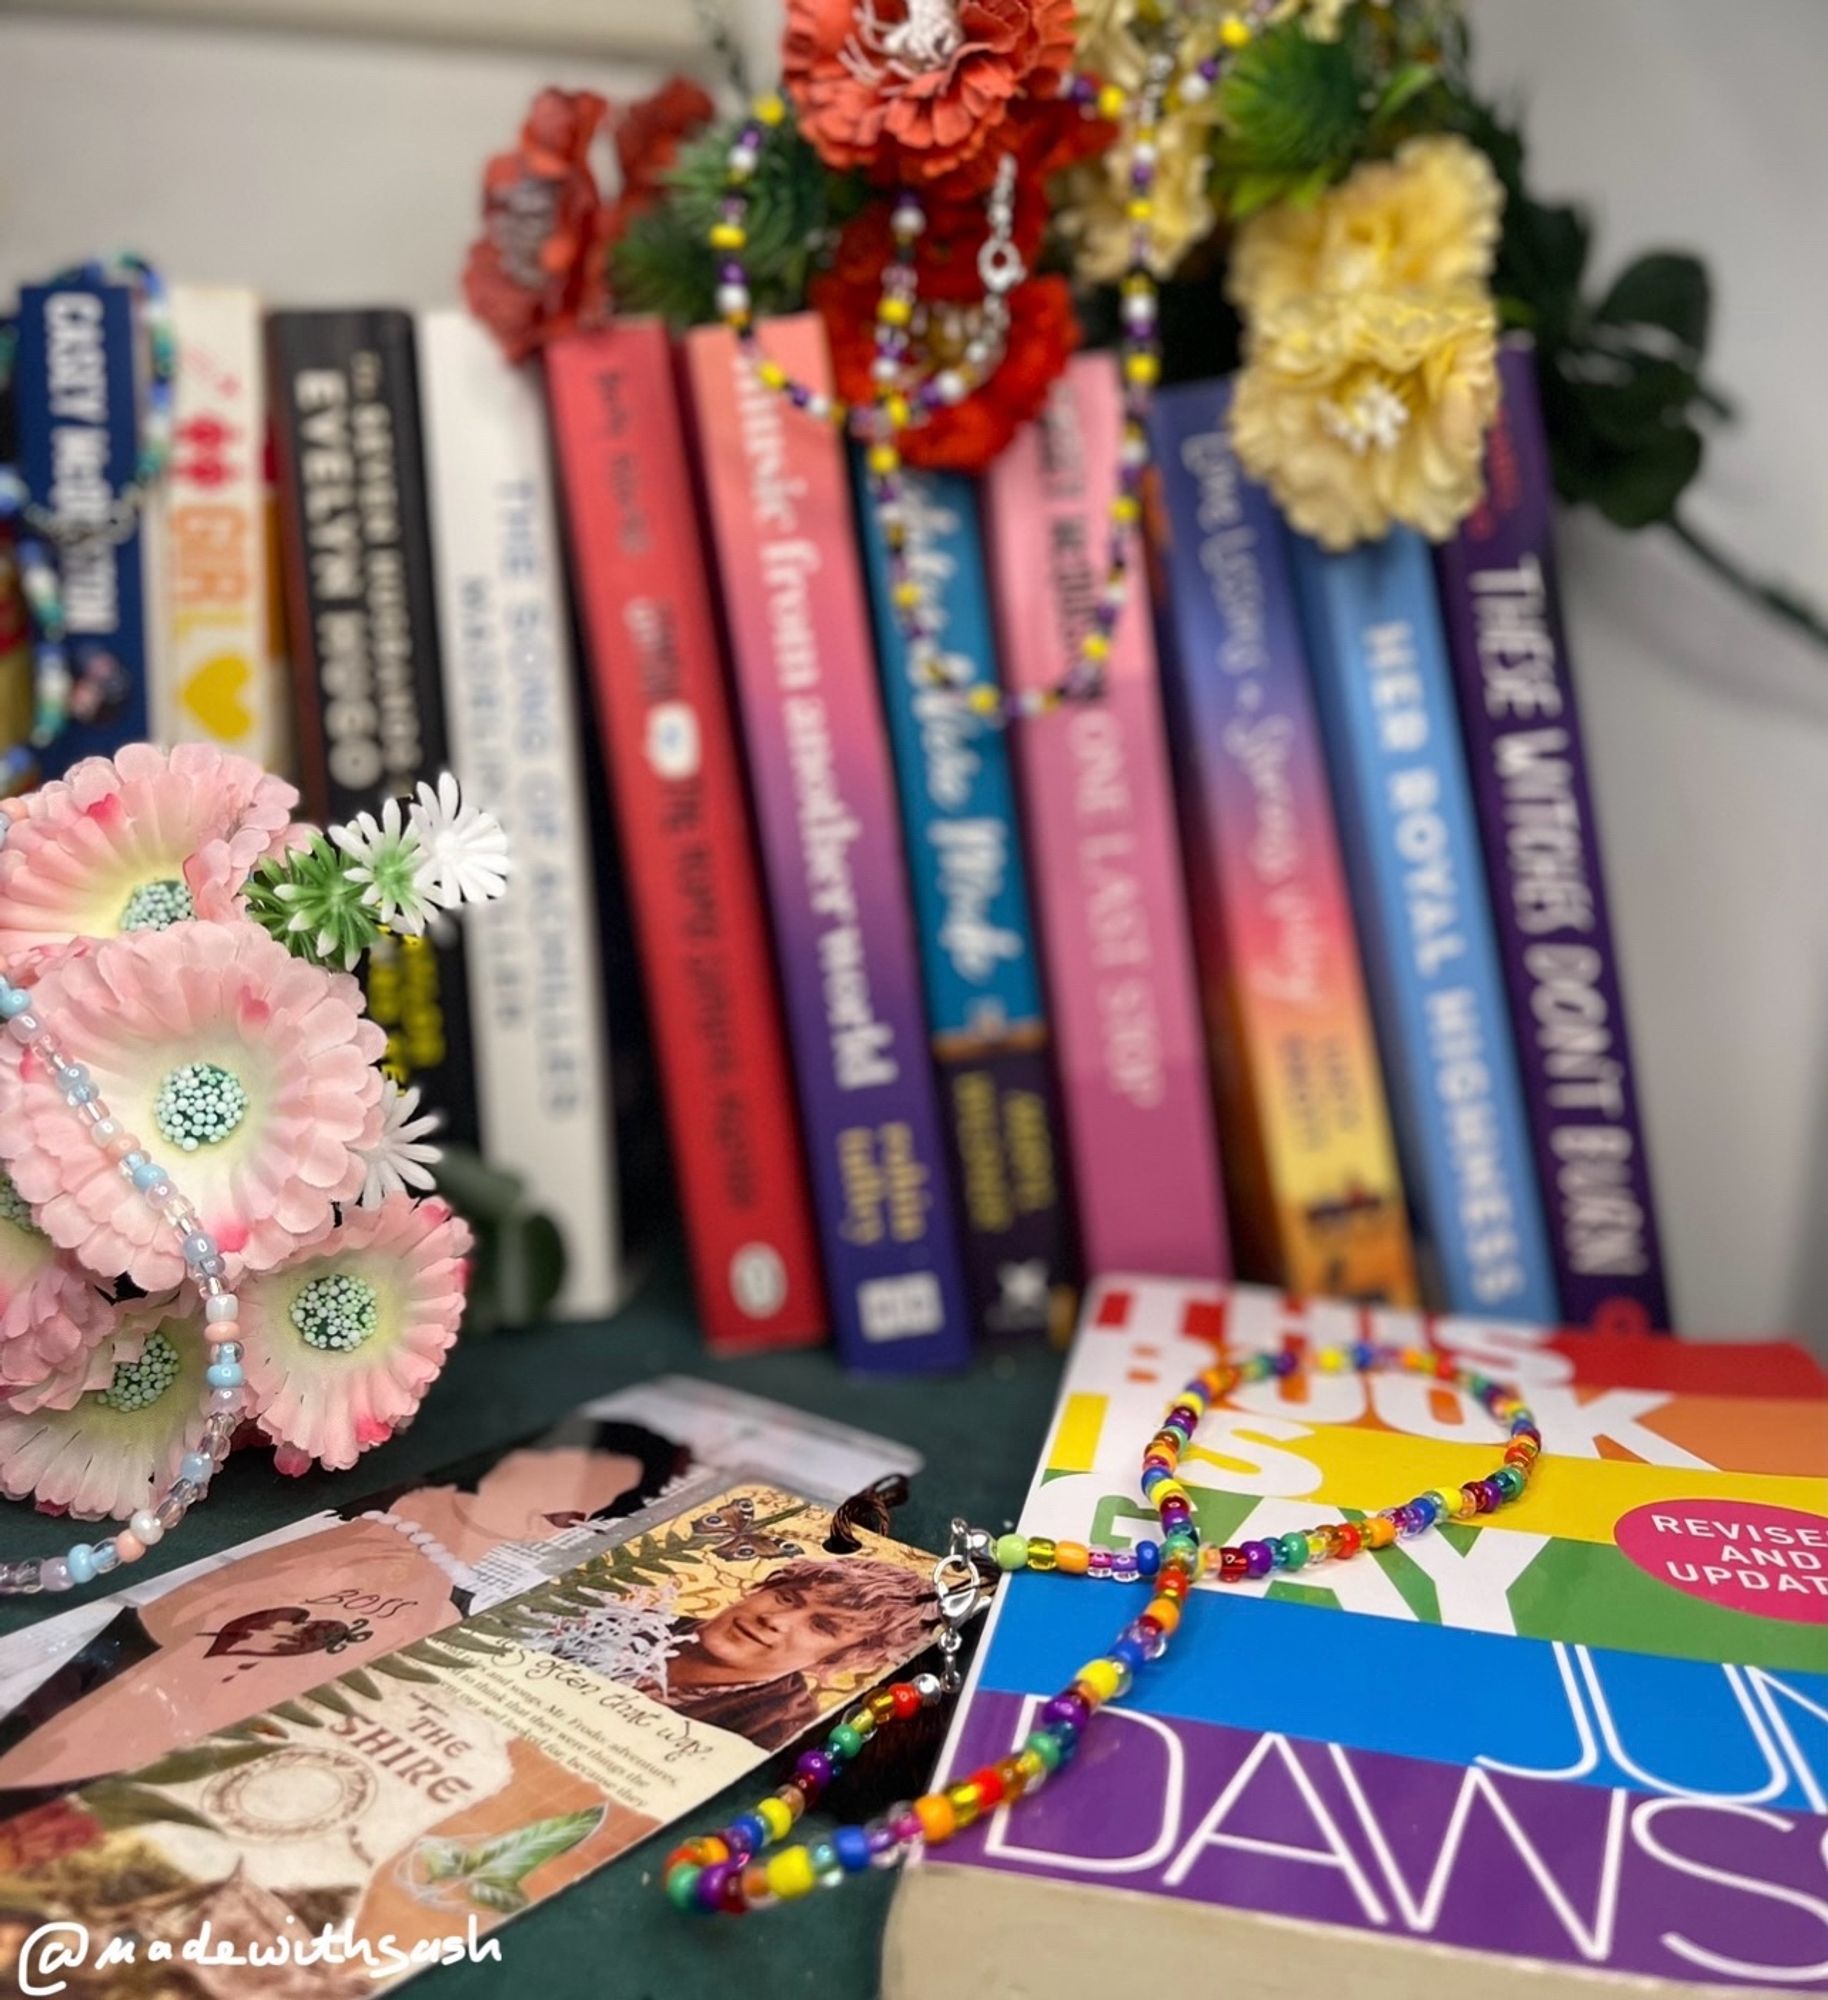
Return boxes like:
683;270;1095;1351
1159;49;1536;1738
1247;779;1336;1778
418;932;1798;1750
8;271;1671;1357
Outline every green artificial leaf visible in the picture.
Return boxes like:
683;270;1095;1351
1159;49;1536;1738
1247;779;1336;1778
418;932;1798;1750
1595;250;1711;359
1591;422;1705;529
457;1807;606;1887
1213;20;1365;206
1372;61;1443;128
132;1741;275;1788
81;1781;218;1834
435;1144;566;1336
1564;353;1702;451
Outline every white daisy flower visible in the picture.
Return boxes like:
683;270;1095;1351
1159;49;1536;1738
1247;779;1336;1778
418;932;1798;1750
408;773;511;910
330;797;433;935
356;1080;444;1208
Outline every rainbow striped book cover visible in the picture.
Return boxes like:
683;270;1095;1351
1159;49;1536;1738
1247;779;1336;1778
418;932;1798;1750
889;1275;1828;1999
982;356;1229;1283
1148;379;1417;1305
686;317;972;1371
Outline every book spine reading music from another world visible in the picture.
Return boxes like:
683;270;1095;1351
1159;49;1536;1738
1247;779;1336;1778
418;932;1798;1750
12;276;153;775
545;319;825;1353
1434;339;1671;1333
685;315;972;1371
1292;526;1559;1324
1147;377;1417;1305
415;308;624;1320
984;353;1230;1283
853;456;1076;1341
266;307;480;1146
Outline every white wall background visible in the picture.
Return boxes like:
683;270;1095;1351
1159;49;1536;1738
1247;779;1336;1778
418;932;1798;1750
2;0;1823;1346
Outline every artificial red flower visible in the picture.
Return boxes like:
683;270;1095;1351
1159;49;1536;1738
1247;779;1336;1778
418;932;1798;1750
785;0;1079;186
601;76;717;249
811;200;1079;470
462;87;614;362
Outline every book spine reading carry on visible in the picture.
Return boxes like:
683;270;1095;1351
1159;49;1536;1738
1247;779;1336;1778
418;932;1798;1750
685;315;972;1371
12;277;154;775
415;309;624;1320
983;354;1230;1282
1292;526;1559;1322
1147;378;1417;1304
546;319;824;1351
267;308;481;1147
854;458;1075;1339
1435;339;1670;1332
147;284;287;769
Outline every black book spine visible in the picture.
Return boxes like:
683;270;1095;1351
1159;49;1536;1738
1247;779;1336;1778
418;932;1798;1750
267;309;480;1146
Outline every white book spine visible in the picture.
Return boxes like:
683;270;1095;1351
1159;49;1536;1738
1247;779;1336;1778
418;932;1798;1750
148;284;283;763
415;308;622;1318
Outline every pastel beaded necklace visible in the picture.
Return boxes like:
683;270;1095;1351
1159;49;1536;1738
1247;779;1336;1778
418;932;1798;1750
665;1341;1543;1914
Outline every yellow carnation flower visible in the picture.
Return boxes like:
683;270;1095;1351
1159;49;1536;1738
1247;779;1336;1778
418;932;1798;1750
1230;136;1504;318
1058;118;1218;283
1230;285;1501;548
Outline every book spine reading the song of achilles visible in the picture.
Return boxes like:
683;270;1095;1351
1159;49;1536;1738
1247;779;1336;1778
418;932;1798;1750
685;315;971;1371
13;276;154;774
415;309;622;1319
267;308;480;1147
1292;527;1558;1324
1434;339;1670;1333
983;353;1229;1282
146;283;286;768
1147;377;1417;1305
853;457;1075;1340
545;319;825;1351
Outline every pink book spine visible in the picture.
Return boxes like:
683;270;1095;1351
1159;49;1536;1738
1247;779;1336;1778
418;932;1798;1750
983;355;1230;1280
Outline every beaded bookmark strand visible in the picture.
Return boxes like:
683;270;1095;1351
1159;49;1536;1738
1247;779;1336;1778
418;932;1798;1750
665;1340;1543;1914
0;970;245;1595
711;6;1273;720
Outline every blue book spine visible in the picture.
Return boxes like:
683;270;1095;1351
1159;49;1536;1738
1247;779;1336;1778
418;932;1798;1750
13;281;152;773
853;459;1074;1339
1291;528;1559;1323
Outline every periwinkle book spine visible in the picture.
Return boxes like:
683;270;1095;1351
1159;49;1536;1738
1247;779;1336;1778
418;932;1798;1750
415;309;622;1319
267;309;480;1147
853;459;1075;1339
685;316;972;1371
1148;379;1417;1305
545;320;825;1352
13;279;153;774
983;354;1230;1282
1292;527;1559;1323
1435;341;1670;1332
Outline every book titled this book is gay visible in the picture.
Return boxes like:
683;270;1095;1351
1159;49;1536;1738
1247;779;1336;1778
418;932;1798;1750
686;316;971;1372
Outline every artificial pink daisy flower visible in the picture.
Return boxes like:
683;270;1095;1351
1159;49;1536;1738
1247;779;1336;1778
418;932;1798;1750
238;1194;473;1473
0;742;301;962
0;1167;116;1410
0;924;385;1291
0;1301;211;1519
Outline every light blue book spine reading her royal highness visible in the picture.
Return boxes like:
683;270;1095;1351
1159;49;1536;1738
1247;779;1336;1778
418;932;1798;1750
1290;527;1559;1323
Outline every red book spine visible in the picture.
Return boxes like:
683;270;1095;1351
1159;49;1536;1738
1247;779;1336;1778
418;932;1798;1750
546;322;824;1352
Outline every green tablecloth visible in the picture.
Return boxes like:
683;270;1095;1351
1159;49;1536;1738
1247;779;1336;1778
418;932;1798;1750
0;1250;1065;1999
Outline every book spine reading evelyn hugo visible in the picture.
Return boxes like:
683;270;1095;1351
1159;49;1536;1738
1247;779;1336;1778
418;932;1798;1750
854;459;1075;1339
1148;378;1417;1304
984;353;1230;1281
415;309;622;1319
546;319;824;1352
685;315;971;1371
13;276;153;774
1292;527;1558;1323
267;309;480;1146
1435;340;1670;1332
148;284;286;767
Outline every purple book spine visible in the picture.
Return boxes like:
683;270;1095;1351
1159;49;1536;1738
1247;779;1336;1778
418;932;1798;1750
1435;341;1670;1332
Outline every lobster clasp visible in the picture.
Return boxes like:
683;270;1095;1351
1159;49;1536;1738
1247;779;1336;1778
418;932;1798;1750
931;1518;995;1692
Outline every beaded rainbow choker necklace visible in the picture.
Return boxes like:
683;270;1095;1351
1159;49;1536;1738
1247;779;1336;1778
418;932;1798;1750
665;1341;1543;1914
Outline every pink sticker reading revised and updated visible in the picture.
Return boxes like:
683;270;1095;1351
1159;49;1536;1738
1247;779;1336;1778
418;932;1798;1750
1614;1497;1828;1624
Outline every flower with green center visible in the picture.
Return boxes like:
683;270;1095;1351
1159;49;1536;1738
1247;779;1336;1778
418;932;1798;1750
331;798;432;935
154;1062;251;1152
119;877;196;932
241;1193;473;1473
0;1304;211;1518
244;834;386;971
291;1272;381;1352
